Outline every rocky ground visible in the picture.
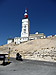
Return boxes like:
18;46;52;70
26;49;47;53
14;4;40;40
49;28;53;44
0;37;56;62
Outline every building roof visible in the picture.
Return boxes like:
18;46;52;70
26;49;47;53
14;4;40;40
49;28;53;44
30;33;44;36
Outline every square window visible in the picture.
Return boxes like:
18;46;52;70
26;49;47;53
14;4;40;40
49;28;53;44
24;26;26;28
24;29;26;33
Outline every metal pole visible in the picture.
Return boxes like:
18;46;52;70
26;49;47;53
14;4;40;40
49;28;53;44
8;48;10;63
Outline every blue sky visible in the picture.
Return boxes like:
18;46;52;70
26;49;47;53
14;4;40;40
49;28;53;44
0;0;56;45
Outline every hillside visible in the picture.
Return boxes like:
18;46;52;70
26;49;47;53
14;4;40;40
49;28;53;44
0;37;56;62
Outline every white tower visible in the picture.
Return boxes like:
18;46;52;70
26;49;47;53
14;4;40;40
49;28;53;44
21;8;30;38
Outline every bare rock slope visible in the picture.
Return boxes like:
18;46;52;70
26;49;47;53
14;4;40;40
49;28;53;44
0;37;56;62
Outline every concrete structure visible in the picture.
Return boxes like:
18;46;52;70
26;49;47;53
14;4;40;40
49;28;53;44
21;19;30;38
7;9;46;44
29;33;46;40
21;8;30;42
14;37;20;44
47;35;56;38
7;38;14;44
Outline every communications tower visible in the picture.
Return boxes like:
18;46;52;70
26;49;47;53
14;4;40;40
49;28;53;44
21;8;30;38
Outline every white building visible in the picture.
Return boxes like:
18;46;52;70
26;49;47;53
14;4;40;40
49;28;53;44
29;33;46;40
7;9;46;44
7;38;14;44
21;8;30;42
21;19;30;38
14;37;20;44
7;8;30;44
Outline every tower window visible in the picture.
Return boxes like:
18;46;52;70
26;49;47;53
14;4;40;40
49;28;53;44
24;26;26;28
24;29;26;33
